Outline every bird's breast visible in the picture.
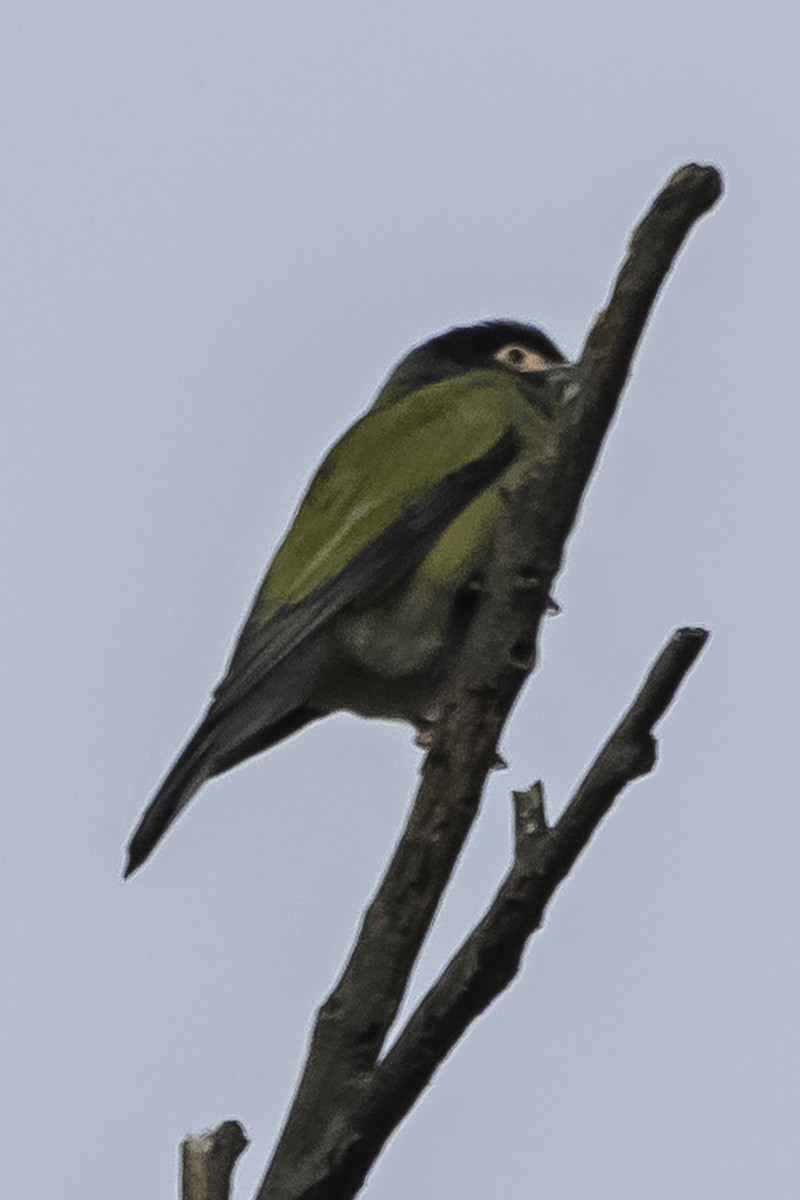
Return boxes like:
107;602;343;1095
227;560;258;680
311;485;501;724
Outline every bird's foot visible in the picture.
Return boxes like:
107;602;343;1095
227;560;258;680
413;720;507;769
413;718;436;749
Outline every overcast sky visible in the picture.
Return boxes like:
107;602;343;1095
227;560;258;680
2;2;797;1197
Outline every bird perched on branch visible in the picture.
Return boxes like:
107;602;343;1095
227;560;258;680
125;320;566;876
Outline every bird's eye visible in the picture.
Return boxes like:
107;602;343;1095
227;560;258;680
493;344;550;373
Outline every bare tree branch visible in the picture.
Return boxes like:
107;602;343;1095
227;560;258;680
173;163;721;1200
547;624;710;873
369;625;709;1123
580;163;724;403
253;162;721;1200
181;1120;248;1200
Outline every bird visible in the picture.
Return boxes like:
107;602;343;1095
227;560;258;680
125;319;566;876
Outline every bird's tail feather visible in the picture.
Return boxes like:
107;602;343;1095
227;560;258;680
124;704;321;877
124;722;215;878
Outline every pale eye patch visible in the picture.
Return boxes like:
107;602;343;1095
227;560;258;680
493;344;551;373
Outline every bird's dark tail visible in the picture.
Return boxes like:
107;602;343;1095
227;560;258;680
124;704;322;877
124;722;215;878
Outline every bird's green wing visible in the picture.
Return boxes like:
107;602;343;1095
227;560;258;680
210;373;525;719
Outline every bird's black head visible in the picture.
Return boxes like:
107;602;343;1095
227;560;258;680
375;319;567;408
423;320;566;370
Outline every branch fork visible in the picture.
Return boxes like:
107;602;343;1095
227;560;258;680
180;163;723;1200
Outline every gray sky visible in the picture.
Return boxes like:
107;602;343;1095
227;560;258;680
2;2;797;1196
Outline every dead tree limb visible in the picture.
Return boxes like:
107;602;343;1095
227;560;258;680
181;162;723;1200
370;624;709;1121
181;1121;248;1200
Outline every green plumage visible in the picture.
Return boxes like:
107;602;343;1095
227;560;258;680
126;320;565;875
259;373;518;613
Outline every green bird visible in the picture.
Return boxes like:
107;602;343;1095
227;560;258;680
125;320;566;876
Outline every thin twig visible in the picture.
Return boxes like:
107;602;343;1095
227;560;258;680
181;1121;248;1200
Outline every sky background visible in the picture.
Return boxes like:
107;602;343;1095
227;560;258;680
2;2;797;1197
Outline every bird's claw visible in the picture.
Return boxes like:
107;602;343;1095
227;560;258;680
413;724;508;770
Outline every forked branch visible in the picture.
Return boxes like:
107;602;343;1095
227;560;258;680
179;163;722;1200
